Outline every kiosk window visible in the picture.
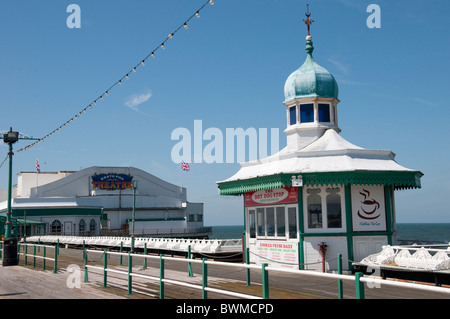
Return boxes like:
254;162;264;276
247;205;297;239
257;208;265;237
307;188;322;228
249;210;256;238
276;207;285;237
266;207;275;237
288;207;297;239
326;188;342;228
305;186;345;231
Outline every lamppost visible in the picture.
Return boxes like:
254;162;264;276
2;128;19;266
2;128;40;266
130;180;138;252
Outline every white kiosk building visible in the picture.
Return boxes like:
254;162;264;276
217;16;422;271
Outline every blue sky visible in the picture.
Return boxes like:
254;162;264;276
0;0;449;226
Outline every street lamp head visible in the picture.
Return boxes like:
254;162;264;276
3;130;19;144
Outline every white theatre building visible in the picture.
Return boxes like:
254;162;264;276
0;166;210;238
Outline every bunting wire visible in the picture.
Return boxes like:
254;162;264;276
3;0;215;164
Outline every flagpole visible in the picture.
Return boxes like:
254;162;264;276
180;167;183;197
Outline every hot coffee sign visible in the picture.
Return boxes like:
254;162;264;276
91;173;133;191
245;187;298;207
351;185;386;231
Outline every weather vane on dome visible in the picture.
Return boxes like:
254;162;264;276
303;4;314;36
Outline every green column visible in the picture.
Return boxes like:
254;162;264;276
143;242;147;269
33;244;36;268
355;272;365;299
127;252;133;295
262;263;269;299
103;250;108;288
53;243;58;274
384;185;393;245
202;258;208;299
4;139;14;239
188;245;193;277
345;184;354;270
119;241;123;265
337;253;343;299
297;186;305;270
160;254;165;299
43;245;46;271
83;245;89;283
245;247;250;286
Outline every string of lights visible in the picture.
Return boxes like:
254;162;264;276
3;0;215;164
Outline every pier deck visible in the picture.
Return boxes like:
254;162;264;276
1;246;449;300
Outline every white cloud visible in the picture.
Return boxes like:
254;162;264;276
327;58;350;75
124;90;152;113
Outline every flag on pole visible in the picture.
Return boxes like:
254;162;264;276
181;161;190;171
36;159;40;173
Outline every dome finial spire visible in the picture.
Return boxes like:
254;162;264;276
303;4;314;37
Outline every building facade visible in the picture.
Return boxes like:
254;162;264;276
0;166;210;239
217;27;422;271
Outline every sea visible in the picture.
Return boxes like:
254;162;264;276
208;223;450;244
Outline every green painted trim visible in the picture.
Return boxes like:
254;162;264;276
297;186;305;270
384;185;393;246
300;231;394;237
3;207;102;217
125;218;185;222
345;184;354;270
218;171;422;195
103;207;182;212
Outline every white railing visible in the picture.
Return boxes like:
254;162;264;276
23;235;242;255
360;244;450;271
82;249;450;299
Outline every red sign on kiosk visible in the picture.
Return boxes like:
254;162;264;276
245;186;298;207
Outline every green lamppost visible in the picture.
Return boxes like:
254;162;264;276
2;128;40;266
130;180;138;252
3;128;19;239
2;128;19;266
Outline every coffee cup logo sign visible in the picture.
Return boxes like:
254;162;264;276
351;185;386;231
91;173;133;191
357;189;381;220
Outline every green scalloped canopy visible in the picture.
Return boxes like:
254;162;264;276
217;171;423;195
284;37;339;103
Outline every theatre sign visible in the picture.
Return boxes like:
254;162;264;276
91;173;133;191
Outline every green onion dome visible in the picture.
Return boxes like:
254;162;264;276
284;35;339;103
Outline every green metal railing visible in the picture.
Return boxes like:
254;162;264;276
6;241;450;300
17;241;58;273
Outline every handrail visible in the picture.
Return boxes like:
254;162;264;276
83;248;450;299
84;248;263;299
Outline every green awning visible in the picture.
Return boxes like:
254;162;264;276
217;171;423;195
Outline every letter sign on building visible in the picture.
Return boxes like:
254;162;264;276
91;174;133;191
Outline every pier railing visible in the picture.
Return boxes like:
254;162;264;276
82;248;450;299
6;238;450;299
